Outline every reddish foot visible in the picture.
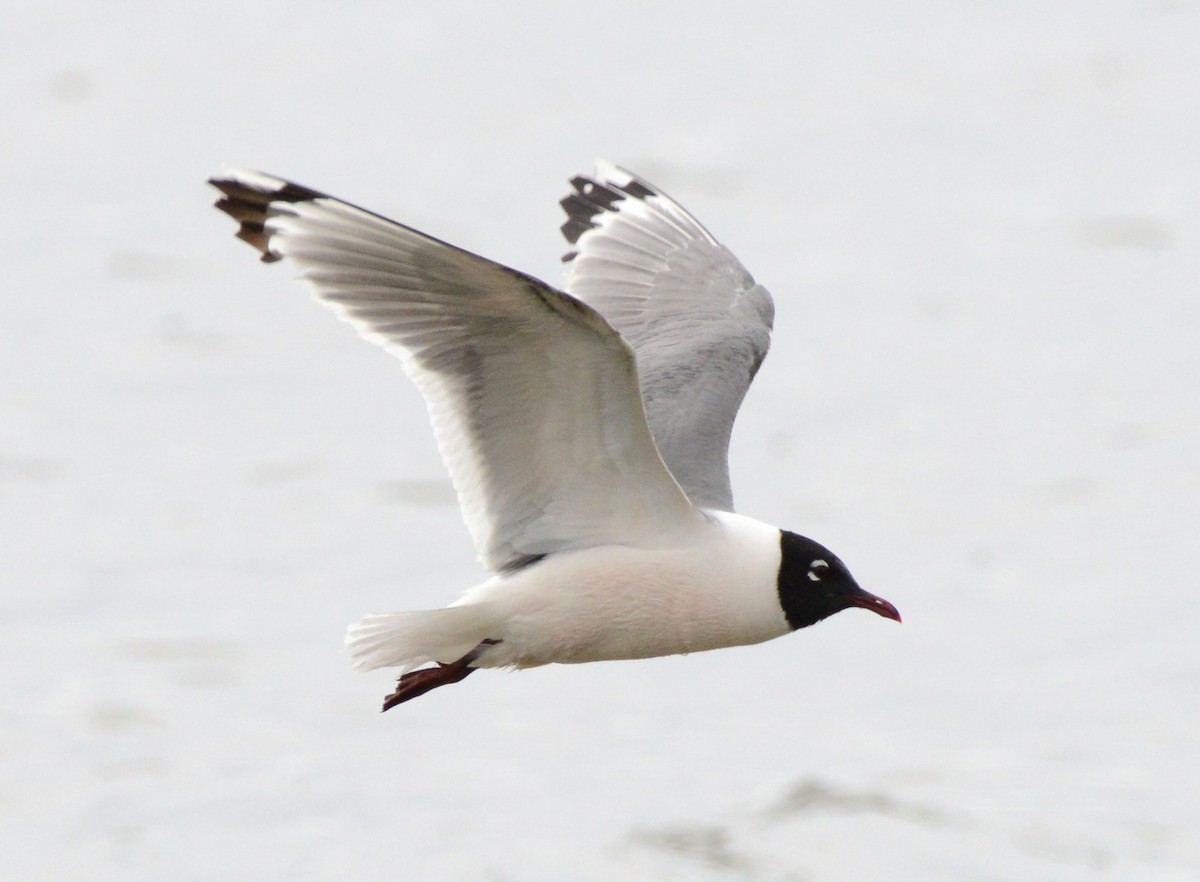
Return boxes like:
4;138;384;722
379;639;498;711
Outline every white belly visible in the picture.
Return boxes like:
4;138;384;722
457;511;790;668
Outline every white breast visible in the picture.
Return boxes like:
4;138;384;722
457;511;789;668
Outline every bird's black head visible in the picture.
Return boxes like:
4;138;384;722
776;531;901;630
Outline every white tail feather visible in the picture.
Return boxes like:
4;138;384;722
345;606;500;673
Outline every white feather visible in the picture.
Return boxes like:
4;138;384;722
345;607;501;673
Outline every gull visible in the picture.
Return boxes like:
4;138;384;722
209;163;900;711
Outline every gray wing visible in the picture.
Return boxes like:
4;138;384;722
559;162;774;512
210;169;702;574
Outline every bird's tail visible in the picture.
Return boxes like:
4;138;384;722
345;605;501;673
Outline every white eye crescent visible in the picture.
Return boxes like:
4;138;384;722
807;559;829;581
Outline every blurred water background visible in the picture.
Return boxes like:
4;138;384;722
3;2;1198;879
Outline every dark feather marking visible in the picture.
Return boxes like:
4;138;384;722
209;176;324;262
616;178;655;200
558;175;630;245
499;552;547;573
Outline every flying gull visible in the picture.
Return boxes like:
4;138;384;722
209;163;900;710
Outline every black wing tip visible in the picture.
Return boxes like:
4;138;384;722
558;184;617;246
207;172;324;204
208;171;324;261
557;167;662;251
617;177;655;200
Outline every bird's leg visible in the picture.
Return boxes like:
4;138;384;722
380;663;474;711
380;639;500;712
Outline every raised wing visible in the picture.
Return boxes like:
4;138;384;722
560;162;774;512
210;169;702;573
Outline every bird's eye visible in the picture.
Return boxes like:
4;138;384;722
807;559;830;582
